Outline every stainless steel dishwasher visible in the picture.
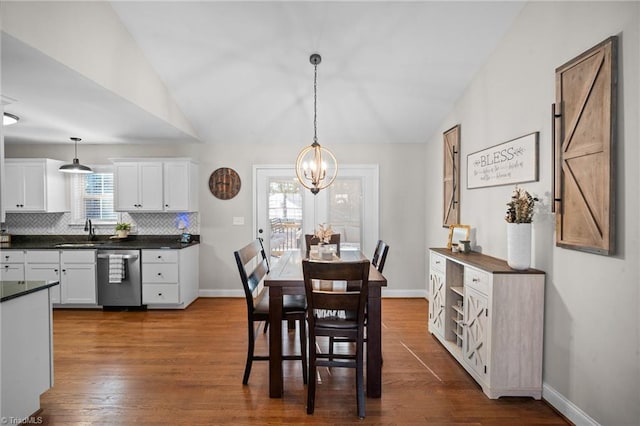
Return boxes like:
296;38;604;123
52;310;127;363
97;249;143;309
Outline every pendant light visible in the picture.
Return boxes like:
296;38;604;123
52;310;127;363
295;53;337;195
3;112;19;126
59;137;93;174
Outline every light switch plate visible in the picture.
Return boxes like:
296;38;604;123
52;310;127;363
233;216;245;225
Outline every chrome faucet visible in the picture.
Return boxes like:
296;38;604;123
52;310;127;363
84;219;95;241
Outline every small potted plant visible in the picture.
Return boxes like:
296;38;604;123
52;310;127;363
115;222;131;238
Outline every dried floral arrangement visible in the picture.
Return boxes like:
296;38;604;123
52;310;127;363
505;187;538;223
314;223;333;243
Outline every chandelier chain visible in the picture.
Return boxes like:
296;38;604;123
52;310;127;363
313;61;318;144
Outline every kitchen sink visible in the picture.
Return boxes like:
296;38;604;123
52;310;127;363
54;242;105;248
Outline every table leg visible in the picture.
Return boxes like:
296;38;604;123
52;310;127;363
268;286;284;398
367;285;382;398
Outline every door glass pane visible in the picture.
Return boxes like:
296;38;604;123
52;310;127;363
268;178;303;257
327;177;362;251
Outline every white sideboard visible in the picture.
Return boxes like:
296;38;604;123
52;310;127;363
428;248;545;399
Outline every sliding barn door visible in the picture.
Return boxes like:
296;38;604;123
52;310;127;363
443;125;460;227
553;37;617;255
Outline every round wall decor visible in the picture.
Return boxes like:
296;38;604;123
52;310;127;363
209;167;241;200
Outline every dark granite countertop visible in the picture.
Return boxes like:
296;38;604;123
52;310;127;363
1;280;60;303
1;235;200;251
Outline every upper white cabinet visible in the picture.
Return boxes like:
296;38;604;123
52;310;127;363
113;159;198;212
4;159;68;213
163;161;198;212
113;161;163;211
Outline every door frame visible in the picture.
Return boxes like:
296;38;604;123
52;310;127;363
253;164;379;256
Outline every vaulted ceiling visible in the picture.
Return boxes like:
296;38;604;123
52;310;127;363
1;1;524;146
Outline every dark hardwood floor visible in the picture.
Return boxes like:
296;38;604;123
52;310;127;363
39;298;568;425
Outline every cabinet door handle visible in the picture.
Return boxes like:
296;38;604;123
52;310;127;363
472;277;479;282
165;204;169;208
157;272;162;276
158;292;163;296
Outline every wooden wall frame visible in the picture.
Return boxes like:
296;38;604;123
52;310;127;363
553;36;617;255
443;125;460;227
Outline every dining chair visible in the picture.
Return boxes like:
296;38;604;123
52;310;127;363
371;240;390;273
305;233;341;257
302;259;370;419
234;238;307;385
330;240;389;361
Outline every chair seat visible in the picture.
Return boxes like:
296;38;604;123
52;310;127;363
254;289;306;315
316;318;358;330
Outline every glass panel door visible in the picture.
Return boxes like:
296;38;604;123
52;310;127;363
255;165;378;261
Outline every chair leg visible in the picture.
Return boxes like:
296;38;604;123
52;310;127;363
243;321;256;385
299;318;308;385
356;343;365;419
307;339;316;414
328;336;334;360
263;320;269;333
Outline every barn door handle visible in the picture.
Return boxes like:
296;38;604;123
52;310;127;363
552;103;563;213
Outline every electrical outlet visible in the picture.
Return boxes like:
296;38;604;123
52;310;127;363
233;216;245;226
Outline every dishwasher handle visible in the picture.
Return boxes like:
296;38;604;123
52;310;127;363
97;254;139;260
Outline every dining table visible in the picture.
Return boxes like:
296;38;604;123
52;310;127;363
264;249;387;398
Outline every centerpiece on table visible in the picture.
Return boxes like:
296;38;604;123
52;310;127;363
114;222;131;238
314;223;334;259
505;186;537;270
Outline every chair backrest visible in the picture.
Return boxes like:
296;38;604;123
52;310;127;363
371;240;390;273
305;233;341;256
302;259;370;329
234;239;270;312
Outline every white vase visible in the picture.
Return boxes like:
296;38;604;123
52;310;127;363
507;223;531;270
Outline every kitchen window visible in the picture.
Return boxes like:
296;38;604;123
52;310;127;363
70;165;118;225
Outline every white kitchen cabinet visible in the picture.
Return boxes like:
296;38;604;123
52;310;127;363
60;250;97;305
113;161;164;211
4;159;68;213
26;250;61;303
428;248;545;399
163;160;198;212
1;250;25;281
141;245;199;308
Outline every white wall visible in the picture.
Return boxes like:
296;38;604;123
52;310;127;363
6;141;427;299
425;2;639;425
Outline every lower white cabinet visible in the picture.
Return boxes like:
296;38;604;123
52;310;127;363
1;250;25;281
60;251;97;305
26;250;61;304
428;248;545;399
142;245;199;308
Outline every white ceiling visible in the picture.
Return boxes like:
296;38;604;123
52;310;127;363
2;1;525;146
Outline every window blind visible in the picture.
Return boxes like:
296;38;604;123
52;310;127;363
70;166;117;224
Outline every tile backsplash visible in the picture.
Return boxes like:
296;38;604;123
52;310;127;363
3;212;199;236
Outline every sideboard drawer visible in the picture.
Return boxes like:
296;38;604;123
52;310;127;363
465;266;490;295
430;252;446;274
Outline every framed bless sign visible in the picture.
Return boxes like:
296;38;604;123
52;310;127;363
467;132;539;189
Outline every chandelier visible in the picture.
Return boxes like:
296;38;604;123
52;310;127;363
295;53;337;195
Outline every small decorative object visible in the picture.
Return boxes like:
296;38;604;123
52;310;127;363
115;222;131;238
505;186;538;270
314;223;334;243
447;224;470;249
459;240;471;253
209;167;241;200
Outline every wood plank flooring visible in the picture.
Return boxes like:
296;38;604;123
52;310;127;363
38;298;569;425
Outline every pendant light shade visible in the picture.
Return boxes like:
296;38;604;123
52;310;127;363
295;53;338;195
59;137;93;174
3;112;19;126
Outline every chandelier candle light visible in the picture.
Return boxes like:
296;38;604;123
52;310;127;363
295;53;338;195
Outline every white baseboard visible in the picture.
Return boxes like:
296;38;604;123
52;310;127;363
198;289;244;298
543;383;599;426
